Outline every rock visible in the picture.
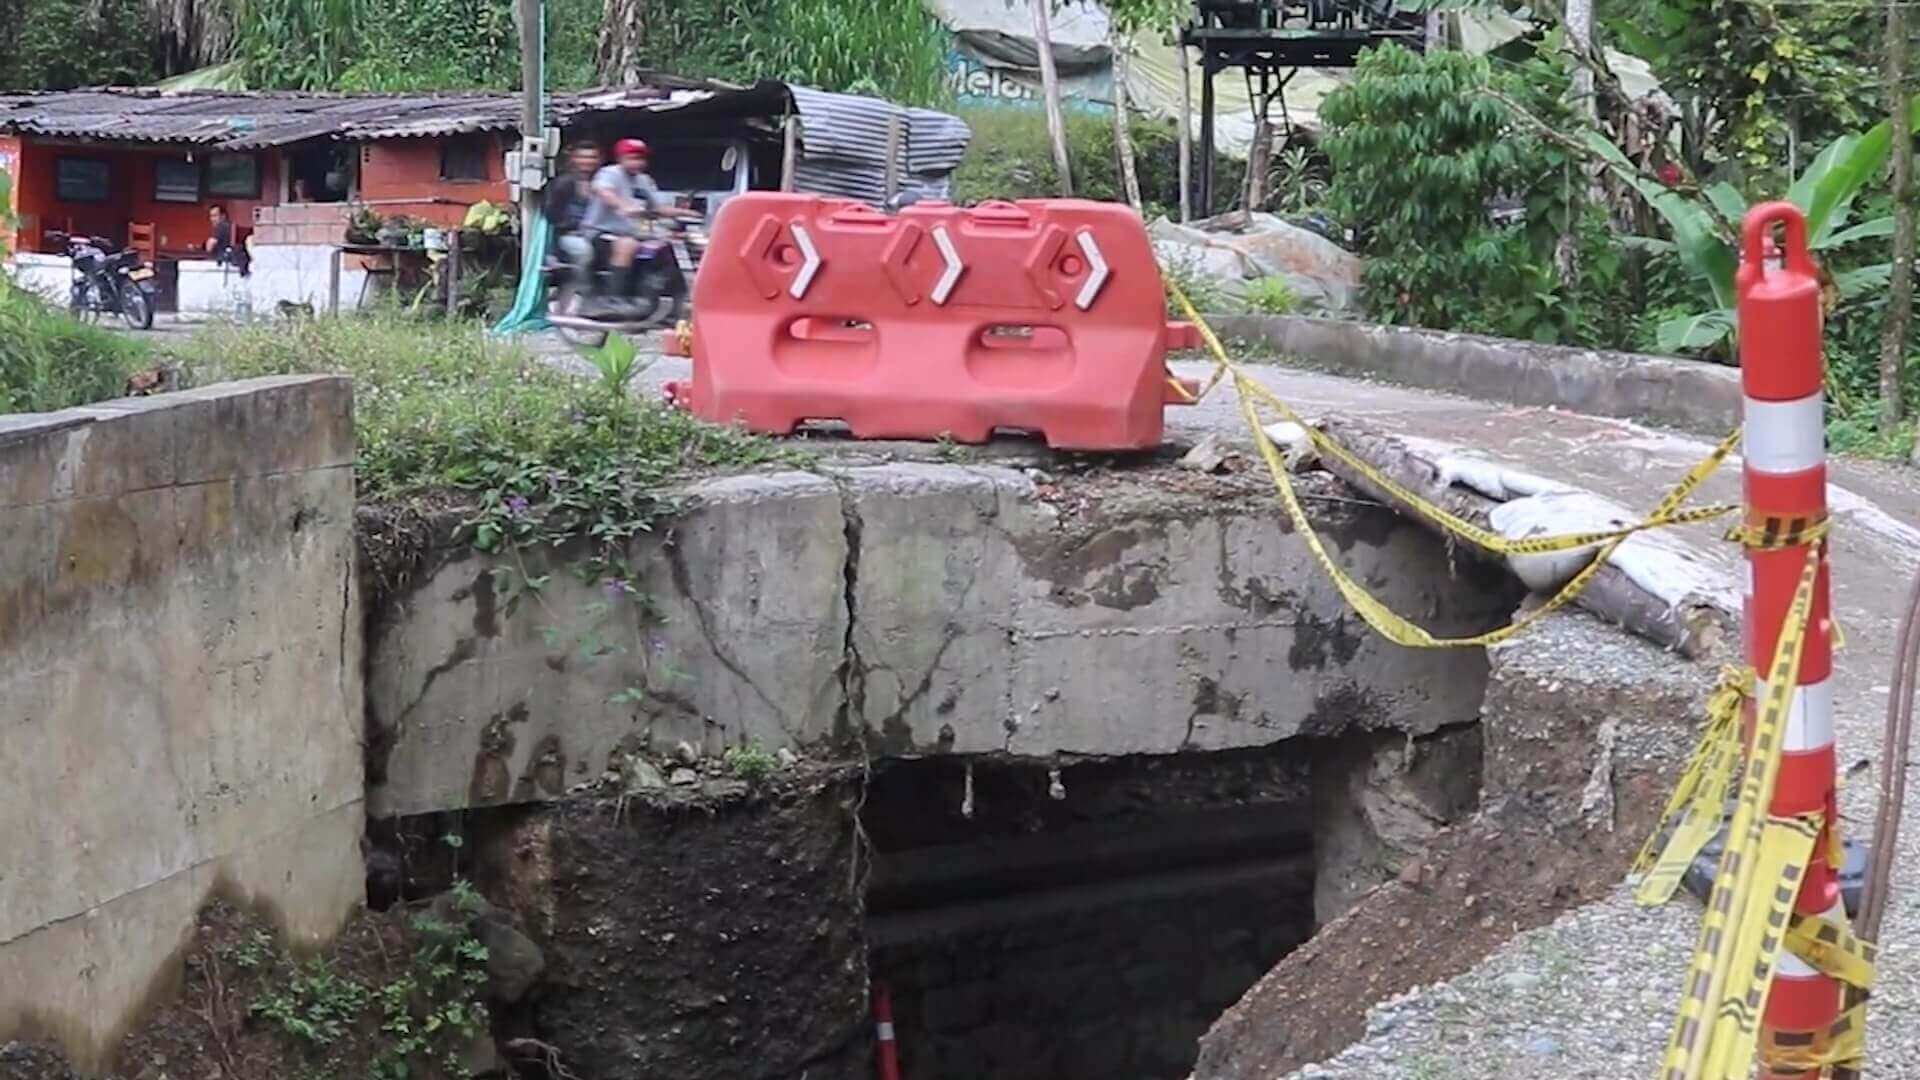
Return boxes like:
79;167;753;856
1524;1035;1562;1057
1263;422;1319;472
674;741;700;765
669;767;698;785
622;756;666;792
1499;971;1544;993
459;1031;508;1078
474;911;546;1004
775;747;798;768
1180;433;1234;474
1148;212;1364;314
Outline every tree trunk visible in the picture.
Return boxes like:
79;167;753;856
597;0;645;87
1565;0;1594;123
1030;0;1074;197
1244;93;1273;214
1111;37;1142;210
1886;0;1913;431
1178;43;1193;222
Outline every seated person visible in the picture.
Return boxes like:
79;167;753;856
205;204;249;275
581;138;694;295
544;140;602;287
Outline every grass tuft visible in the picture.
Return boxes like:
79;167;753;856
181;313;784;564
0;284;149;413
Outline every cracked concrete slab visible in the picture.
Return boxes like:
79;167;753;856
367;461;1524;818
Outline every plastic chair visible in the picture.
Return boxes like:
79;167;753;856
128;221;157;263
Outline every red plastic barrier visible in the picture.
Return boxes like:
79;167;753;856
675;193;1198;450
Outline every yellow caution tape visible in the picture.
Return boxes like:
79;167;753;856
1727;515;1832;550
1228;356;1734;649
1633;669;1748;906
1660;541;1823;1080
1702;812;1822;1080
1786;912;1878;989
1167;288;1743;558
1760;1002;1868;1072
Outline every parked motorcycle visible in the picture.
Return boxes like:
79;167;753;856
545;217;706;349
66;236;156;330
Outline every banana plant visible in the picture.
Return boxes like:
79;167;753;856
1586;96;1920;352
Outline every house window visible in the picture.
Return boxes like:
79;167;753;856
154;157;201;203
55;157;111;202
206;153;260;197
439;138;489;182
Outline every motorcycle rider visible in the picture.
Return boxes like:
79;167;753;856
581;137;695;307
544;141;601;288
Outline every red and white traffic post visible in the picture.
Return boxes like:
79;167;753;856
872;979;901;1080
1738;201;1843;1078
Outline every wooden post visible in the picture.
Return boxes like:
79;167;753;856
328;246;341;315
1886;0;1913;431
446;237;462;318
516;0;544;239
1198;59;1215;216
780;115;800;192
1110;37;1141;211
883;113;904;203
1178;43;1193;223
1030;0;1074;197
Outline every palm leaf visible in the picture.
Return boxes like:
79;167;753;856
1795;97;1920;247
1835;263;1894;299
1703;182;1749;230
1657;309;1735;353
1818;216;1895;249
1584;131;1736;307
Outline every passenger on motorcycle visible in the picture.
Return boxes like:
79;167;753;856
581;138;695;298
544;141;601;286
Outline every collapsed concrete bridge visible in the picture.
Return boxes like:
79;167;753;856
9;319;1920;1079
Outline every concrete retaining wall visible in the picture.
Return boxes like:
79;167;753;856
0;377;364;1071
367;463;1524;819
1207;314;1742;433
4;252;70;303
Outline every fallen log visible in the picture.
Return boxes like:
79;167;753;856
1313;417;1734;658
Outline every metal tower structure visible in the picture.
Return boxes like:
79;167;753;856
1181;0;1423;213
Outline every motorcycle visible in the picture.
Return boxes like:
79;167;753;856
545;216;706;349
66;236;156;330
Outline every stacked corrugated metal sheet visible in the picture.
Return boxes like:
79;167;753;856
788;86;972;205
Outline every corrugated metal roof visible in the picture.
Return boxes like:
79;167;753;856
0;81;973;201
0;88;521;149
0;76;753;149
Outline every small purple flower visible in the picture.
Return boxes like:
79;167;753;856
604;577;632;599
505;495;530;515
650;637;668;655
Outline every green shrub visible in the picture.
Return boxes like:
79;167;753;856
638;0;952;107
1159;246;1231;315
1243;276;1299;315
182;313;780;565
953;106;1245;219
1320;44;1627;346
723;742;778;782
0;285;148;413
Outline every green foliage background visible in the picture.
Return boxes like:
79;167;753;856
0;0;163;90
0;0;941;102
1319;43;1629;347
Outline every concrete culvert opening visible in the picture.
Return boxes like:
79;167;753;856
861;721;1487;1080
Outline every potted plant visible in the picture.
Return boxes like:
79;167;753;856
346;205;382;245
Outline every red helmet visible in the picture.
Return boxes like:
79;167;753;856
613;138;649;160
